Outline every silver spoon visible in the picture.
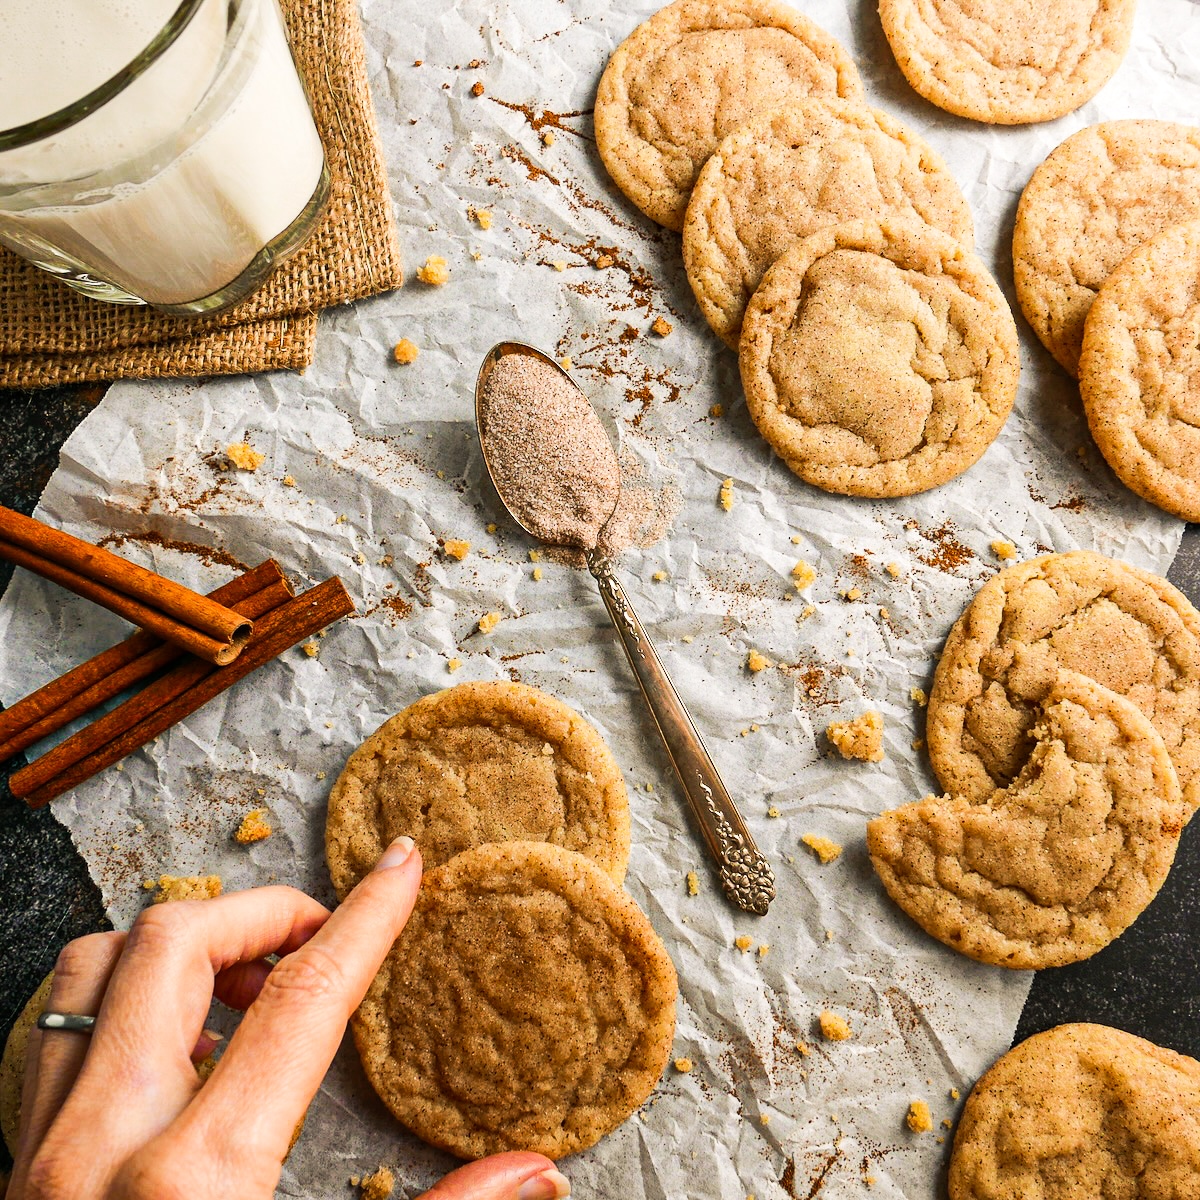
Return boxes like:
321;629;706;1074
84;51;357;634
475;341;775;916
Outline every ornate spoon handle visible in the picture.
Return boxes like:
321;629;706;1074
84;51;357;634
587;552;775;915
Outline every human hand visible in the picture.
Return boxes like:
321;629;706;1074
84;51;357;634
7;837;570;1200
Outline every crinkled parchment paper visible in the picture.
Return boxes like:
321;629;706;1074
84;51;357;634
4;0;1200;1195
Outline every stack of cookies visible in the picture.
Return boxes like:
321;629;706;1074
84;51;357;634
1015;121;1200;521
595;0;1020;499
867;550;1199;969
324;680;677;1161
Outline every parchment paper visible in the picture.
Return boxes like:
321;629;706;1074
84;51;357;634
4;1;1200;1195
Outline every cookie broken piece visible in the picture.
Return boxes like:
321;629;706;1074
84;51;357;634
827;711;884;762
234;808;272;844
869;672;1184;968
949;1024;1200;1200
351;842;677;1160
149;874;223;903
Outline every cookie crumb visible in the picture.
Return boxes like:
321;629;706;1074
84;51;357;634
651;315;673;337
552;260;567;272
595;253;614;269
470;81;485;97
392;338;419;364
234;808;271;845
910;686;927;707
906;1100;933;1134
746;649;772;673
225;442;264;471
468;206;493;230
885;561;902;578
478;612;503;635
541;129;556;146
529;549;541;562
682;634;694;644
686;870;699;896
757;944;770;957
709;403;724;418
674;1057;694;1073
798;604;816;622
416;255;449;285
950;1087;960;1100
941;1118;953;1129
791;560;816;591
719;478;734;511
795;1041;809;1056
911;737;925;750
282;475;296;487
447;657;462;673
301;641;320;658
532;567;543;581
990;539;1017;560
826;711;884;762
442;539;470;561
759;1113;770;1125
355;1166;395;1200
818;1011;852;1041
652;570;668;582
735;935;754;952
801;833;843;864
767;805;781;818
791;534;803;544
559;356;572;371
865;1176;877;1187
842;586;862;601
152;874;223;904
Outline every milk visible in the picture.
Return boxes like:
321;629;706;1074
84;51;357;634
0;0;326;308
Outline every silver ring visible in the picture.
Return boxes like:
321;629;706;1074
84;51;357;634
37;1012;96;1033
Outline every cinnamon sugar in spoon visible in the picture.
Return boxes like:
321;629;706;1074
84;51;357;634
476;341;775;916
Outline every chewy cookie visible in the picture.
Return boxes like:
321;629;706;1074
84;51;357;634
352;841;678;1160
1080;218;1200;522
869;672;1184;968
879;0;1135;126
927;551;1200;819
739;219;1017;497
683;98;973;348
1014;121;1200;378
325;681;631;897
595;0;862;233
949;1024;1200;1200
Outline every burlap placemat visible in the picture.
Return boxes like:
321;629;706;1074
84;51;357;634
0;0;402;388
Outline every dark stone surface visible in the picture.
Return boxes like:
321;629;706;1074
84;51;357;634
1;384;1198;1177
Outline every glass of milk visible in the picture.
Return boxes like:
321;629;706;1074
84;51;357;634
0;0;329;314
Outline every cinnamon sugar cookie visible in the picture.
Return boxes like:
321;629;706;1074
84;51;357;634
1080;218;1200;521
950;1025;1200;1200
870;672;1184;968
595;0;862;232
927;551;1200;818
683;98;973;348
1014;121;1200;377
739;219;1017;497
879;0;1135;125
325;681;631;897
352;842;678;1160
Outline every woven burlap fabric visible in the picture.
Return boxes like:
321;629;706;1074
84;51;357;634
0;0;402;387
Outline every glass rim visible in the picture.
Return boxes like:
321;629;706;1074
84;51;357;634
0;0;206;151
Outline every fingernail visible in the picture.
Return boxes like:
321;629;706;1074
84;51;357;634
201;1028;225;1044
373;835;416;872
517;1168;571;1200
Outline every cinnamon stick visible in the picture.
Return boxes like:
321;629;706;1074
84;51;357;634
0;561;292;763
14;576;354;809
0;507;252;665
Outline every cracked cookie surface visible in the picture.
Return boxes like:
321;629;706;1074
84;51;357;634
949;1024;1200;1200
683;98;972;348
869;672;1183;968
1014;121;1200;377
927;551;1200;818
325;681;630;896
351;842;678;1160
739;219;1017;497
879;0;1135;125
1080;218;1200;522
595;0;862;233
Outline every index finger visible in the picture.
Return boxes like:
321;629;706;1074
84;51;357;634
184;836;421;1160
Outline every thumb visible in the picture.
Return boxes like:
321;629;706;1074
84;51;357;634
417;1152;570;1200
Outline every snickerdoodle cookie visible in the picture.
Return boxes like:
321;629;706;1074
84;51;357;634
683;98;972;348
1014;121;1200;377
869;672;1184;968
879;0;1135;126
595;0;862;232
949;1024;1200;1200
325;681;631;897
927;551;1200;818
739;219;1017;497
352;842;678;1160
1080;218;1200;522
